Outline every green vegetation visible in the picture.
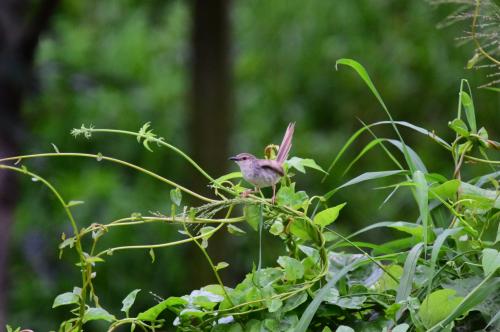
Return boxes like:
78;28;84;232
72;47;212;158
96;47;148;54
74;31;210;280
3;60;498;331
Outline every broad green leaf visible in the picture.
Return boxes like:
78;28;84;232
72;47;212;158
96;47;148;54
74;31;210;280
276;185;309;210
313;203;346;227
282;291;308;312
213;171;242;184
266;299;282;313
227;224;246;236
418;289;463;329
244;204;261;231
170;188;182;206
277;256;304;281
52;292;79;308
460;91;476;133
392;323;410;332
83;307;116;323
461;182;500;210
387;221;425;239
290;218;319;243
429;180;460;200
428;273;500;332
269;219;284;235
448;118;469;137
335;326;354;332
286;157;327;174
121;289;141;316
137;297;188;321
482;248;500;276
374;265;404;291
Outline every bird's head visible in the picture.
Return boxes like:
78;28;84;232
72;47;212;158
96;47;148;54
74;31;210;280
229;153;257;167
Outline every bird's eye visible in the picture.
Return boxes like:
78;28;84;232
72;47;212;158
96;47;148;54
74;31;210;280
241;157;247;160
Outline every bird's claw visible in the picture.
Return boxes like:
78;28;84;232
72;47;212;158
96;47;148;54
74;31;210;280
241;189;253;198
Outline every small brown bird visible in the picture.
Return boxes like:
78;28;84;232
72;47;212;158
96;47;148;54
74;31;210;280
229;123;295;203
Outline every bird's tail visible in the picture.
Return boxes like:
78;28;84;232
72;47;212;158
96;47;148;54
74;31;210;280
276;122;295;164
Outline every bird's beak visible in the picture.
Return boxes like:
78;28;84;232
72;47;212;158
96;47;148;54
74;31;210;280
229;156;238;161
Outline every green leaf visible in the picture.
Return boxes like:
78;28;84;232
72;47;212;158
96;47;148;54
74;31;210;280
313;203;346;227
282;291;308;312
66;200;84;207
213;171;243;184
269;219;284;236
387;222;425;239
428;274;500;331
137;297;188;321
215;261;229;271
326;170;406;199
266;298;282;313
296;259;366;332
413;171;429;248
149;248;155;263
121;289;141;316
460;91;477;133
276;184;309;210
244;204;261;231
392;323;410;332
418;289;463;329
287;157;327;174
429;180;460;200
374;265;404;291
170;188;182;206
482;248;500;276
395;243;423;320
52;292;79;308
448;118;469;137
83;307;116;323
290;218;319;243
227;224;246;236
277;256;304;281
335;325;355;332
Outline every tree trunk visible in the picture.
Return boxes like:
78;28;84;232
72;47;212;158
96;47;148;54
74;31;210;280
0;0;59;326
188;0;233;286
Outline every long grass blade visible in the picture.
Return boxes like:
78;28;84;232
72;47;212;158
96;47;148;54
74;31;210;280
324;170;406;200
395;243;424;320
295;259;367;332
427;273;500;332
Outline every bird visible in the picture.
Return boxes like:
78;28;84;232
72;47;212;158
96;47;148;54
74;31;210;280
229;122;295;203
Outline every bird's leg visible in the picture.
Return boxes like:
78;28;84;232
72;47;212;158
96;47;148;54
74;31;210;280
271;184;276;204
242;187;258;198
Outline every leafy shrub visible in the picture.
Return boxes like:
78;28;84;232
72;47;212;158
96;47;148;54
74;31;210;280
2;60;499;331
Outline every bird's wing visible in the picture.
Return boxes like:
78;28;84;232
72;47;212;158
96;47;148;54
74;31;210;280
259;159;284;176
276;122;295;164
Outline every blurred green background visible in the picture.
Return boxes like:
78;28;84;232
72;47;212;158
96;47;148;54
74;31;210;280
1;0;498;330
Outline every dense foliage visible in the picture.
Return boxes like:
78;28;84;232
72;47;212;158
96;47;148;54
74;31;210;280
3;60;499;331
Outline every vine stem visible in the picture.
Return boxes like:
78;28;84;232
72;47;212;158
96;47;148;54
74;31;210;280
0;152;216;203
78;127;216;182
85;215;244;230
0;164;88;330
183;204;236;306
94;222;225;257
